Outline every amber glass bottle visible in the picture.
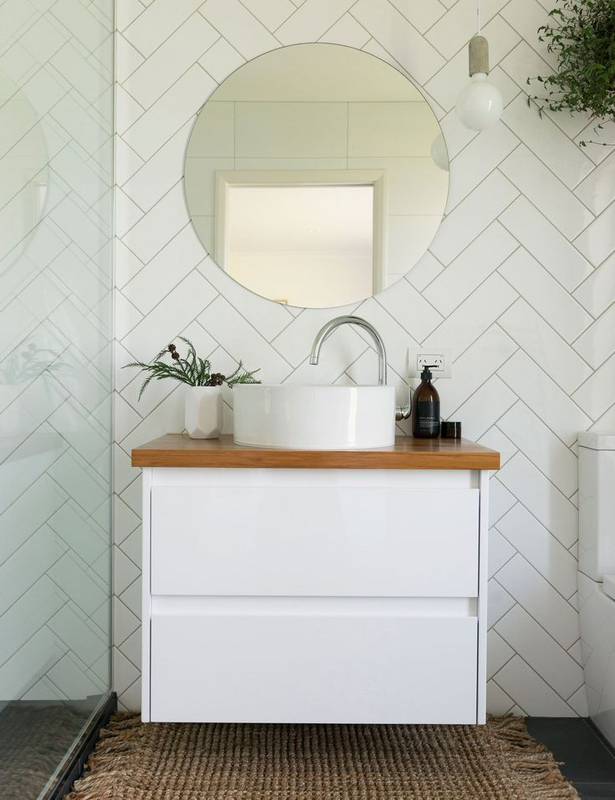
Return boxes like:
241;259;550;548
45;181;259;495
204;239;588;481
412;365;440;438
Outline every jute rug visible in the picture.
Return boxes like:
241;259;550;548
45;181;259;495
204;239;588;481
67;713;579;799
0;702;90;800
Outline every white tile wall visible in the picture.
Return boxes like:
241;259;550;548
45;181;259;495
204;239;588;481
113;0;615;716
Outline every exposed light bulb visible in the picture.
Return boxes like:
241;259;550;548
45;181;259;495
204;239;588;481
455;72;503;131
454;2;503;133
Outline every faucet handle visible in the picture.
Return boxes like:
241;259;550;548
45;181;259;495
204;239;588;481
396;395;411;421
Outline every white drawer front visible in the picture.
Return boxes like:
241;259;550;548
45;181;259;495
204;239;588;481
150;609;478;724
151;486;479;597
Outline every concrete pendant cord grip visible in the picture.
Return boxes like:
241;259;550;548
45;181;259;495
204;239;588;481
469;35;490;76
455;0;503;130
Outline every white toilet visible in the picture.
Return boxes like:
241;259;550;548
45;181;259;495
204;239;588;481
578;432;615;747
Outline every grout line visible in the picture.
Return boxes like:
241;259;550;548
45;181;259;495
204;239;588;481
493;273;596;378
443;340;520;422
117;267;216;349
496;190;597;296
490;490;577;566
495;343;594;441
495;462;579;566
491;633;582;714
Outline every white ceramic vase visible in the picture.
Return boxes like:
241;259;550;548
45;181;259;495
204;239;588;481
185;386;223;439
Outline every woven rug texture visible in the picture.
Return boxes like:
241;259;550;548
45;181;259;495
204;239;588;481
67;713;580;800
0;702;90;800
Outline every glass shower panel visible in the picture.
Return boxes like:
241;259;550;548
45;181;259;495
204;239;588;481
0;1;114;797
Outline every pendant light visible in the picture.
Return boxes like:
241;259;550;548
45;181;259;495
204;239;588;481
455;0;503;131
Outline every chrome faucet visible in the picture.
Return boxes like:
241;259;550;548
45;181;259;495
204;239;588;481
309;315;411;421
309;315;388;386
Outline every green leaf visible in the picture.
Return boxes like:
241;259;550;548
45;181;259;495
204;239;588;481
531;0;615;145
225;361;262;386
122;339;261;398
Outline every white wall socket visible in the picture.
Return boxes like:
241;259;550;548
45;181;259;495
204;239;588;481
408;347;453;378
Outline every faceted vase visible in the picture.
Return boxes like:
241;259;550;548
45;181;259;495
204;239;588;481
185;386;223;439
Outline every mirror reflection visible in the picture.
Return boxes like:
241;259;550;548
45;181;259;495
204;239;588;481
0;73;48;273
185;44;449;309
225;184;375;307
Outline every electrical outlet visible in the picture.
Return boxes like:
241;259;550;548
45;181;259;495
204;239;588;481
408;347;453;378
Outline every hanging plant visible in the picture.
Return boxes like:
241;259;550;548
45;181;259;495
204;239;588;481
527;0;615;145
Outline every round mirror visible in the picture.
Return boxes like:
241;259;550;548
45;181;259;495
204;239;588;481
185;43;449;309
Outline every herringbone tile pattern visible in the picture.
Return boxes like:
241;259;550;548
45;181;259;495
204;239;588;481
0;0;113;703
113;0;615;715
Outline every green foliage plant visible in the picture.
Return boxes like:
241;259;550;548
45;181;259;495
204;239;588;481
124;337;261;400
527;0;615;145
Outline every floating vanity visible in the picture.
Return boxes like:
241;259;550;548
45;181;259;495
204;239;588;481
133;435;499;725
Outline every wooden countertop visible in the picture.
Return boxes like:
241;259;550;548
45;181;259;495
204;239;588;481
132;434;500;470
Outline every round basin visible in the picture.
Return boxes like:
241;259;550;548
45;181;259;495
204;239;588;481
233;384;396;450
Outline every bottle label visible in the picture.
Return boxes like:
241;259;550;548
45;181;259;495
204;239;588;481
416;401;440;434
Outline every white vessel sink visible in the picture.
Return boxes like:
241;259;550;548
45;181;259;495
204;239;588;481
233;384;396;450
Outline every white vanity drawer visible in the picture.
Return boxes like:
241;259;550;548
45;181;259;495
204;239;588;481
150;602;478;724
150;486;479;597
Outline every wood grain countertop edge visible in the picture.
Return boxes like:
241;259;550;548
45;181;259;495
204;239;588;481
131;434;500;471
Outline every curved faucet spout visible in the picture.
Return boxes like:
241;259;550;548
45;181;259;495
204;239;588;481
309;315;388;386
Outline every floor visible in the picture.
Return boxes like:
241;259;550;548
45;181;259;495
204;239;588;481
0;700;95;800
526;718;615;800
0;708;612;799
